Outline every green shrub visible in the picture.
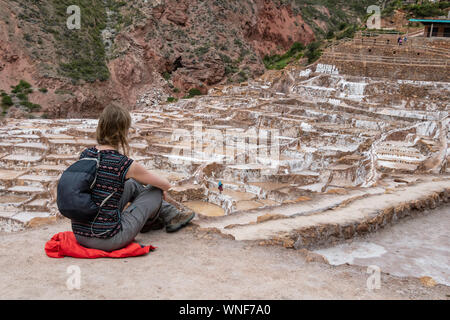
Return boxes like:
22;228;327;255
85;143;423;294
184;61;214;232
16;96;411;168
167;96;177;103
305;41;322;64
39;88;48;93
326;30;335;39
21;101;41;112
183;88;203;99
162;72;171;81
219;53;232;64
381;0;402;17
238;70;248;82
1;80;45;112
405;2;449;18
288;42;305;55
1;95;13;107
19;80;31;89
55;89;74;95
60;58;110;82
225;64;239;75
194;45;210;57
381;0;449;18
336;25;357;40
17;93;28;101
23;33;33;42
42;0;111;83
12;80;32;94
263;42;305;70
188;88;202;96
338;22;348;31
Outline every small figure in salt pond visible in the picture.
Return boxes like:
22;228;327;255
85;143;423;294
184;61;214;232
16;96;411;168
218;181;223;194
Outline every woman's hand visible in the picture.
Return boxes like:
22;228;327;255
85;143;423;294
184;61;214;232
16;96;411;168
123;202;131;211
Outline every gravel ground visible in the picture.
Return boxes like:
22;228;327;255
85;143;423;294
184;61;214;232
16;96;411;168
0;217;448;300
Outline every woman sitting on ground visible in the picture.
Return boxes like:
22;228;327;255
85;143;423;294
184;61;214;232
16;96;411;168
71;104;195;252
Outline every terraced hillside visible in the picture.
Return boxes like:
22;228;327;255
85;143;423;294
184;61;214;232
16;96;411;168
0;33;448;250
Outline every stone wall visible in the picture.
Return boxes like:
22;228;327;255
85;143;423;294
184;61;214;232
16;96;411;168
321;37;450;81
261;188;449;250
319;57;450;82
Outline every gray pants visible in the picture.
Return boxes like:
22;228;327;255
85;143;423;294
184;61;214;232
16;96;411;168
74;179;180;252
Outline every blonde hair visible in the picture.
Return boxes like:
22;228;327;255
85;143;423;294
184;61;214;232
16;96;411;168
96;104;131;156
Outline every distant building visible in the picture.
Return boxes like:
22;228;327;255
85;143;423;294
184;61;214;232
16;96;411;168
409;18;450;37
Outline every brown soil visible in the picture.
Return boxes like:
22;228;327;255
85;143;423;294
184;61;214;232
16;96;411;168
0;220;447;299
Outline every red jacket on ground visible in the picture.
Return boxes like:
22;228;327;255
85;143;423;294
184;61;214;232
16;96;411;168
45;231;156;259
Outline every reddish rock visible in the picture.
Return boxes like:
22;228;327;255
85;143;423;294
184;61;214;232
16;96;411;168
420;276;437;287
5;54;19;63
342;224;355;239
173;51;226;87
296;226;319;247
394;204;406;219
26;216;57;229
0;0;335;117
298;249;329;263
166;10;188;26
6;106;27;118
243;1;315;57
169;184;206;202
412;200;423;210
282;238;295;248
256;213;285;224
383;207;395;224
356;222;370;234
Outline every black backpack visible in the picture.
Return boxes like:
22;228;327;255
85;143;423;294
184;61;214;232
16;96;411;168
57;153;104;222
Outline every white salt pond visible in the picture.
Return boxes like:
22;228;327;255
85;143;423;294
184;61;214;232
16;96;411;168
184;201;225;217
315;205;450;286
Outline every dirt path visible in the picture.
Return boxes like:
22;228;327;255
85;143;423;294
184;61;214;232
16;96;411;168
0;219;448;299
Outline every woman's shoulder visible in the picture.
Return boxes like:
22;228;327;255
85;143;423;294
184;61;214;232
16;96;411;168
80;146;133;163
101;149;133;164
102;151;133;181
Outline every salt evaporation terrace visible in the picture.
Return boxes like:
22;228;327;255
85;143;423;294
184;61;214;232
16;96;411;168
0;35;449;249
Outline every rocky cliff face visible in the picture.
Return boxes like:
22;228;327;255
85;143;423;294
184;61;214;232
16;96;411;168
0;0;370;118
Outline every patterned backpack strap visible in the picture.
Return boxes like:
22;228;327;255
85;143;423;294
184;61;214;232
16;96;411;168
90;150;117;237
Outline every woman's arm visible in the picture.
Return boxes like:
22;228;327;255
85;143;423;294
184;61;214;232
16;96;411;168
125;161;172;191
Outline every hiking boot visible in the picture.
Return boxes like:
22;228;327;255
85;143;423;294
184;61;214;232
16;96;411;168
140;216;165;233
165;212;195;233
